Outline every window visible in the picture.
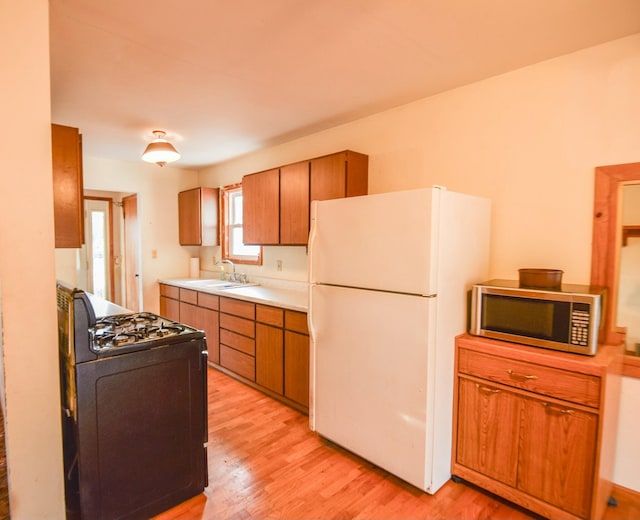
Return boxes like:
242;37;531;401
221;183;262;265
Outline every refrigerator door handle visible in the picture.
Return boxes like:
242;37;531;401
307;285;316;431
308;201;318;284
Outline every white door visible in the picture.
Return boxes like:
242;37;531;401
309;188;439;295
309;283;436;491
84;198;111;300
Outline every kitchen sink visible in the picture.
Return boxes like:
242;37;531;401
179;279;257;290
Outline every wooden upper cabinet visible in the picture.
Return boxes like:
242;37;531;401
310;150;368;202
280;161;310;245
242;150;367;246
243;168;280;245
52;123;84;248
178;187;219;246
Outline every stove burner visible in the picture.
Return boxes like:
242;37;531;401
129;312;158;324
91;312;197;353
147;325;185;337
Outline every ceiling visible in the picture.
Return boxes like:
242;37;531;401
49;0;640;170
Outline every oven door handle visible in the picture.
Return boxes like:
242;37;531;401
201;349;208;444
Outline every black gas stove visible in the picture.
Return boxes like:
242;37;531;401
56;283;208;520
91;312;204;355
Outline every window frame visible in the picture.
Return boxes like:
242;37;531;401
220;183;262;265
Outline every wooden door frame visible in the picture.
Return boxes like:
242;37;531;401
590;162;640;345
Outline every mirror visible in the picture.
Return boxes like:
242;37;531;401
591;162;640;349
618;184;640;352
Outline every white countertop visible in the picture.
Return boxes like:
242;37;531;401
88;293;131;317
159;278;309;312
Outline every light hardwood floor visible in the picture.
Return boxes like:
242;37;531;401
154;367;639;520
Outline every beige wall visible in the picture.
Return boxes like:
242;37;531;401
67;156;201;314
0;1;66;518
200;33;640;286
199;34;640;490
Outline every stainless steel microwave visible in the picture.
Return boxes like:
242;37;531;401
470;279;604;355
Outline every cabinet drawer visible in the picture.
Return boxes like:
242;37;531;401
220;329;255;356
179;288;198;305
285;310;308;334
220;313;255;338
159;284;179;300
220;297;255;319
198;292;219;310
256;304;284;327
458;348;601;408
220;345;255;381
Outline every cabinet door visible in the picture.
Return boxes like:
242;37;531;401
517;398;597;518
179;301;200;327
52;124;84;248
310;152;346;202
179;302;220;364
284;331;309;407
256;323;284;394
178;189;201;246
456;378;520;487
310;151;368;202
199;187;219;246
199;306;220;366
178;188;218;246
160;296;180;322
243;168;280;245
280;161;309;245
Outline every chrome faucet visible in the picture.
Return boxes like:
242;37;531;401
215;259;235;280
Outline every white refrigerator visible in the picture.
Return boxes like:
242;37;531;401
308;186;490;494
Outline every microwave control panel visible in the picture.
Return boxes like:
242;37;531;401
570;302;591;346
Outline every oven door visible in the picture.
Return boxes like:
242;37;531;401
74;338;207;520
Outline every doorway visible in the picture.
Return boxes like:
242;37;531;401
83;197;114;300
81;190;140;310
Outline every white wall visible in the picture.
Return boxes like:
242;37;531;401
199;34;640;490
614;376;640;490
0;1;66;518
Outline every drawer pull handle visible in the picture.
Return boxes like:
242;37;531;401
506;369;538;382
543;402;574;415
476;383;501;394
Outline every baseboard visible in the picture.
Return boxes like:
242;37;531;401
612;483;640;502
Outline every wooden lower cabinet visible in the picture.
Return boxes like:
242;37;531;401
284;330;309;407
159;283;220;363
452;334;622;520
517;397;598;518
180;300;220;365
159;284;180;321
256;323;284;393
159;285;310;413
219;297;256;380
255;304;310;412
456;378;520;487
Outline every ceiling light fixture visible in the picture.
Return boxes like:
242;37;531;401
142;130;180;167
